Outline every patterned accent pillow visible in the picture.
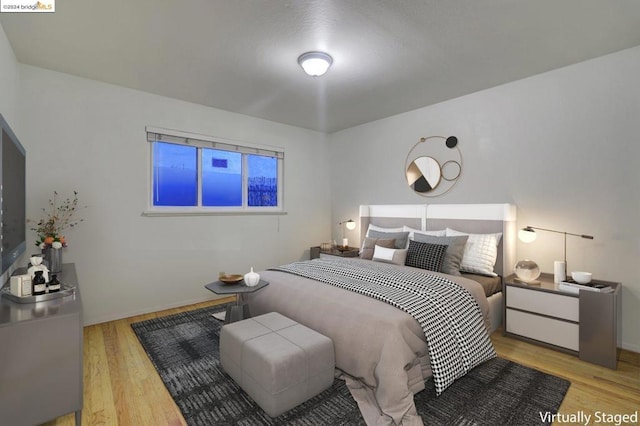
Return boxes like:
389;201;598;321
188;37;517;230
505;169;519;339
445;228;502;276
405;240;448;272
359;237;395;260
367;230;410;249
413;234;469;276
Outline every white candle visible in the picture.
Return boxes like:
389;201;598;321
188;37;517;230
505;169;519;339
342;238;349;247
554;260;566;283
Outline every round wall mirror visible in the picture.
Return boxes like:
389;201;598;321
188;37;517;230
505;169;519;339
406;156;441;193
441;160;461;181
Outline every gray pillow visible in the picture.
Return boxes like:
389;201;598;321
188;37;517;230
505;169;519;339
413;234;469;276
360;237;395;260
367;230;409;249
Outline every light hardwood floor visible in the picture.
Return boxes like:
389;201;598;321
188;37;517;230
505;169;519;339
45;298;639;426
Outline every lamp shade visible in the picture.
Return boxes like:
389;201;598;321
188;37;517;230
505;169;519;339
345;220;356;231
518;227;537;243
298;51;333;76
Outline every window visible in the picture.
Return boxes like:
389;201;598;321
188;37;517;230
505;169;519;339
147;127;284;214
153;142;197;206
202;149;242;207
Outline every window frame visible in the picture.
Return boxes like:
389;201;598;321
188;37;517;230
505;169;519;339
144;126;285;216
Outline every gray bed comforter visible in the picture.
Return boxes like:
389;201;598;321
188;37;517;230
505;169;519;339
245;258;492;426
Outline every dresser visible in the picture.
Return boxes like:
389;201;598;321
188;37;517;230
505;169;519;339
0;263;83;426
503;273;620;369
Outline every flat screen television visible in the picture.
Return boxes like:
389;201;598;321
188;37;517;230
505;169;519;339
0;114;27;286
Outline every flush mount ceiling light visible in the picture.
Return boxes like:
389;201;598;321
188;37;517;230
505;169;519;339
297;51;333;77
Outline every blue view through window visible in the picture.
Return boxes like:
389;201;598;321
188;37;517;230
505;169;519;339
202;149;242;206
153;142;197;206
248;154;277;206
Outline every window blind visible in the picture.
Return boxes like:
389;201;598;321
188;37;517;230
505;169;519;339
146;126;284;159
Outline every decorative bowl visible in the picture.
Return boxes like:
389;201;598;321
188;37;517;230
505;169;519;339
336;245;350;252
571;271;592;284
219;274;243;284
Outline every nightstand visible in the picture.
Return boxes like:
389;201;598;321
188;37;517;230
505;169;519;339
503;273;620;369
310;246;359;259
204;279;269;323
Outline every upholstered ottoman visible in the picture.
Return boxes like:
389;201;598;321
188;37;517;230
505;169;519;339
219;312;335;417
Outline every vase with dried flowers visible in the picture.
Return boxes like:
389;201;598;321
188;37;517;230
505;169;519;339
29;191;83;273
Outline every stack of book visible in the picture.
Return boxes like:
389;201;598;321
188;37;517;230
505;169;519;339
558;279;613;294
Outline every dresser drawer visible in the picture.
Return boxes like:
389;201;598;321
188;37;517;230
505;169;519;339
506;285;579;322
506;309;579;351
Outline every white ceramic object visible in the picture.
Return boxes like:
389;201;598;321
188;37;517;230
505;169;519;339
27;256;49;283
244;267;260;287
553;260;566;283
571;271;592;284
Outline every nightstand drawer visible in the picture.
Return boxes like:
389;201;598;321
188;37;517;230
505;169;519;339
506;309;579;351
506;286;579;322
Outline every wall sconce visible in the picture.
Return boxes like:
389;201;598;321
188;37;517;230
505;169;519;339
518;226;594;282
339;219;356;248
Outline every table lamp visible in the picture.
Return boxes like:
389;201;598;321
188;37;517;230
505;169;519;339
518;226;594;282
339;219;356;248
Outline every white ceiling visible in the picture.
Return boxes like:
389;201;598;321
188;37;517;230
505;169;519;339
2;1;640;133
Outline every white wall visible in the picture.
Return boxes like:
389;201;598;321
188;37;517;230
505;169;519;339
0;23;20;127
18;65;331;325
329;46;640;352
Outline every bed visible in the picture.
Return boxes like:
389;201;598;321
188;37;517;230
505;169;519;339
246;203;516;426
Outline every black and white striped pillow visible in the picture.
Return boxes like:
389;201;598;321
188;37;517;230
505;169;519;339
405;240;448;272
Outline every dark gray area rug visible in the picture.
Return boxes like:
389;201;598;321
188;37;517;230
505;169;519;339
131;304;570;425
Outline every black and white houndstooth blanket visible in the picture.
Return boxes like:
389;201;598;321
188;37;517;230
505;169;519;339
271;258;496;395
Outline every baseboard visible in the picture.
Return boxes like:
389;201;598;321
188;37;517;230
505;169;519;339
619;348;639;367
83;295;228;326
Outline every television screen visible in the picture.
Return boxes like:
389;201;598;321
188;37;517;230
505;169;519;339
0;114;27;285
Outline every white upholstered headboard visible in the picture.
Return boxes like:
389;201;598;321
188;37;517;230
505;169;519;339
359;204;516;277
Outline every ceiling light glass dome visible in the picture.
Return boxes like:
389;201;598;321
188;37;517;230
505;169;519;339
298;51;333;77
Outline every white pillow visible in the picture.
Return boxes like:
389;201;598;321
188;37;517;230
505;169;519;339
445;228;503;244
445;228;502;276
372;245;408;266
366;224;405;237
403;225;446;240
